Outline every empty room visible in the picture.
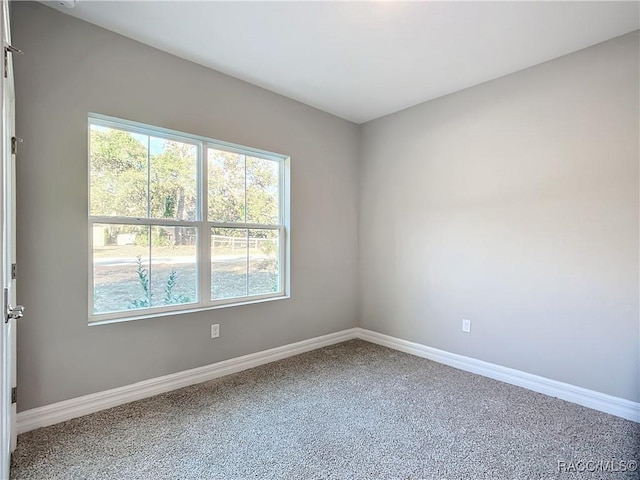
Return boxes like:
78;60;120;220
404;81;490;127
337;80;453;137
0;0;638;479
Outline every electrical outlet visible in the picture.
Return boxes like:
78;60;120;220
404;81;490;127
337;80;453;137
211;324;220;338
462;318;471;333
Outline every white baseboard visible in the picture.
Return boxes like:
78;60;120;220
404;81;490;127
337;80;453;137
356;328;640;423
17;326;639;434
17;328;359;434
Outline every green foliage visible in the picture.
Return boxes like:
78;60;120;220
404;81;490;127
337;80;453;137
90;128;148;218
163;194;176;218
149;143;197;222
90;127;197;228
129;256;192;309
208;150;279;224
164;269;178;305
129;256;151;308
152;227;173;247
91;128;280;233
253;230;278;257
246;156;279;224
164;269;192;305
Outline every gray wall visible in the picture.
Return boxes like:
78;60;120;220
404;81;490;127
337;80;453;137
12;3;360;411
359;31;639;402
12;2;640;411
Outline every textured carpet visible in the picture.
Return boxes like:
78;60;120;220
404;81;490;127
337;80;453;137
10;340;640;479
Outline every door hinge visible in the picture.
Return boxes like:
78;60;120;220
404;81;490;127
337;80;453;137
3;44;22;78
11;137;22;155
11;264;16;280
11;387;16;404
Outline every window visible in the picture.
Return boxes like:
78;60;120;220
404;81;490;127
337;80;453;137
89;114;288;323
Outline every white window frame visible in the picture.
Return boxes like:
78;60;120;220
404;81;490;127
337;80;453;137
88;113;290;325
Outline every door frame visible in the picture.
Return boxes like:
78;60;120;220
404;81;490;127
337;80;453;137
0;0;17;476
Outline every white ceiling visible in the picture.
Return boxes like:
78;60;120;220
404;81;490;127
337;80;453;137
43;1;639;124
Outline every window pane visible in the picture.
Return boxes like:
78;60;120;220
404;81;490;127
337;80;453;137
149;226;197;307
246;156;280;225
248;229;280;296
211;228;247;300
149;138;198;221
89;116;288;318
92;224;150;314
208;149;245;223
90;124;149;218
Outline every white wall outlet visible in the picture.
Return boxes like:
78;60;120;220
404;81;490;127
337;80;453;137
462;318;471;333
211;324;220;339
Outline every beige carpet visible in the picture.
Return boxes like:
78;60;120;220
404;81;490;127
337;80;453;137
10;340;640;479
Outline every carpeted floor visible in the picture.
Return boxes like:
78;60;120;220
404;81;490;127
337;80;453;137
10;340;640;479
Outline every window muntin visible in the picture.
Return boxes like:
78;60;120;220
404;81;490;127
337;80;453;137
210;227;281;301
92;224;198;315
89;114;287;322
207;149;280;225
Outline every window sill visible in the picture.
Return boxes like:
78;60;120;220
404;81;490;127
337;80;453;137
88;294;290;327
